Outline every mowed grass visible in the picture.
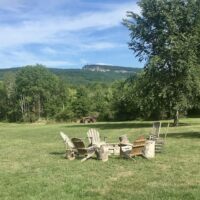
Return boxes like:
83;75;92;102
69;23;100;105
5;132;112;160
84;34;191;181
0;119;199;200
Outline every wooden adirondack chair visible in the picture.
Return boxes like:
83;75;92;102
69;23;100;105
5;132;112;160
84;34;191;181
149;121;161;140
131;135;146;156
87;129;111;160
119;135;146;159
148;122;169;153
60;132;76;160
155;123;169;152
71;138;97;162
119;134;133;158
87;128;106;147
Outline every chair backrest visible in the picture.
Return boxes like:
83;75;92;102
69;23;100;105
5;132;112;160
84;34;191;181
60;132;75;149
131;135;146;156
87;128;100;145
152;121;161;137
119;134;130;144
71;138;87;155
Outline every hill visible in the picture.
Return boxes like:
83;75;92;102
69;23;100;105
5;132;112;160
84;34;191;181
0;65;141;85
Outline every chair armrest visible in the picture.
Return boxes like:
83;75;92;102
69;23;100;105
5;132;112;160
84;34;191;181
119;142;133;147
87;136;93;144
77;148;88;150
78;137;88;141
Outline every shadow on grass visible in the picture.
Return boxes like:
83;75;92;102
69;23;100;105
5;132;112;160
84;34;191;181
49;151;65;155
176;123;194;127
49;151;101;161
66;122;151;130
167;131;200;139
65;122;190;130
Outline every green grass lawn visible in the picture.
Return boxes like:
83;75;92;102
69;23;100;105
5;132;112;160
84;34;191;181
0;118;199;200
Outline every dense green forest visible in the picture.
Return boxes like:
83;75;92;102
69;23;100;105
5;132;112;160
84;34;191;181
0;64;142;122
0;63;200;123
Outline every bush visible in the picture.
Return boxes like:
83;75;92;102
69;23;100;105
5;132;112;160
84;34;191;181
55;109;75;122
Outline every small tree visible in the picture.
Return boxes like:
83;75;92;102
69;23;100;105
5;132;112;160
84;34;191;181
72;87;91;119
111;80;140;121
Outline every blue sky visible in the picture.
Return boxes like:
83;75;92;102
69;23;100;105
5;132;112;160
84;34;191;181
0;0;143;69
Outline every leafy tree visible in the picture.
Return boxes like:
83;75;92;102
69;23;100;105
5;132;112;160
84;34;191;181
72;87;91;119
111;79;140;121
124;0;200;125
15;65;63;121
87;83;113;120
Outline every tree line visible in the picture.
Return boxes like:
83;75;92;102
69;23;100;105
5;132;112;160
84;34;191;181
0;65;133;122
0;64;200;123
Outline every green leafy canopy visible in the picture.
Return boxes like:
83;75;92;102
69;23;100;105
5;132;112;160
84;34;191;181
123;0;200;122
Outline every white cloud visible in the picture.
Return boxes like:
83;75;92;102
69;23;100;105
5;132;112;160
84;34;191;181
41;47;57;55
0;49;76;68
0;49;37;67
0;2;139;48
80;42;117;50
0;1;140;68
37;60;77;68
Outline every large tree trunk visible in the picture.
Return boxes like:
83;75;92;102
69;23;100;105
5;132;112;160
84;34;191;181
19;95;25;121
173;110;179;126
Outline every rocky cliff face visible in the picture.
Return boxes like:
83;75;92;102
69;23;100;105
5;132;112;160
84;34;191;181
82;64;137;73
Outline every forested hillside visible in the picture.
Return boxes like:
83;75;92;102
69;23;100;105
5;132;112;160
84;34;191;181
0;65;143;122
0;65;141;85
0;61;199;123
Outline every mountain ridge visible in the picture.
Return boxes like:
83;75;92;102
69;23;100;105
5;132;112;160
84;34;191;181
82;64;140;73
0;65;142;85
